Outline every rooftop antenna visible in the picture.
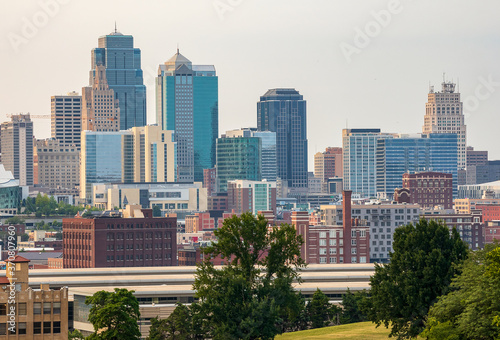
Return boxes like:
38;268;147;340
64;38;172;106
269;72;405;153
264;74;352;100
443;72;446;83
114;21;117;34
177;43;179;54
457;77;460;92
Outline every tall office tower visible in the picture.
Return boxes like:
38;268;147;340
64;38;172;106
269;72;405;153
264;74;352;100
423;80;466;170
227;180;277;215
257;89;307;195
216;132;261;192
314;147;343;181
51;92;82;148
156;50;218;182
225;128;277;182
342;129;394;197
80;127;177;201
89;28;146;130
82;65;120;132
376;133;458;197
129;126;177;183
0;114;33;186
34;139;80;189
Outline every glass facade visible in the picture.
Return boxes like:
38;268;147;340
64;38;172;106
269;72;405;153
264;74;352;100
377;133;458;196
257;89;307;189
216;137;262;192
90;31;146;130
252;131;277;181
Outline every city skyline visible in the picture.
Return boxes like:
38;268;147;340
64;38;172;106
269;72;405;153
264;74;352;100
0;1;499;169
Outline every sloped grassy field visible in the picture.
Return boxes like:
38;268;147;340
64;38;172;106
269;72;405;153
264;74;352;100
276;322;392;339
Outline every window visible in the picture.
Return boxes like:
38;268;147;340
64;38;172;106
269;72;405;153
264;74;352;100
319;239;326;246
330;257;337;263
53;321;61;334
44;321;51;334
34;322;41;334
339;248;343;255
319;257;327;264
351;248;357;254
329;239;337;246
44;302;51;314
0;304;5;315
351;239;357;246
351;230;357;237
360;230;366;237
319;232;326;238
330;248;337;255
34;303;41;314
360;256;367;263
53;302;61;314
18;303;26;315
0;324;5;335
319;248;327;255
351;256;357;263
18;322;26;335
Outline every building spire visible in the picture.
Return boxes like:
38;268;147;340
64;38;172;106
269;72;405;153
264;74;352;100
114;21;117;34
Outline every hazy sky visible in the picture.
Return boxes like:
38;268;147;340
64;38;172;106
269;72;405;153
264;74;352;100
1;0;499;168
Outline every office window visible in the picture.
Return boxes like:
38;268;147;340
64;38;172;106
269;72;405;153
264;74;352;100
18;322;27;335
43;321;51;334
53;302;61;314
53;321;61;334
43;302;51;314
0;324;5;335
34;322;41;334
34;302;41;314
0;304;5;315
18;303;26;315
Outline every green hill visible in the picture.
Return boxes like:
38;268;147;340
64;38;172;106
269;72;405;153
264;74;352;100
276;322;391;339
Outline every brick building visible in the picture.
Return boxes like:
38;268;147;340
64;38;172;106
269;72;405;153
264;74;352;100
203;168;217;197
400;172;453;209
185;212;215;233
485;221;500;244
63;207;177;268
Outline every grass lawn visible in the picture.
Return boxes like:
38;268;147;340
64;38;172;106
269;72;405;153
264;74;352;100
276;321;392;339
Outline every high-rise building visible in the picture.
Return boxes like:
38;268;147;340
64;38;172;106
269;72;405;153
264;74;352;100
423;80;466;170
376;133;458;196
467;146;488;167
51;92;82;148
90;28;146;130
215;132;261;192
257;89;307;195
0;164;20;215
227;179;277;215
203;168;216;196
82;65;120;132
80;126;177;201
314;147;343;182
394;172;453;209
156;50;218;182
342;128;394;197
34;139;79;190
0;114;33;186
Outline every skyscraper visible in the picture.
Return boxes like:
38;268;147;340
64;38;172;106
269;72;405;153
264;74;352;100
0;114;33;186
89;28;146;130
156;50;218;183
423;80;466;170
257;89;307;195
82;65;120;132
314;147;343;181
51;92;82;148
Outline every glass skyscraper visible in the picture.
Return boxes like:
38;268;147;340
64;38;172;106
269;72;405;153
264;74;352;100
90;29;146;130
156;50;218;183
377;133;458;196
257;89;307;193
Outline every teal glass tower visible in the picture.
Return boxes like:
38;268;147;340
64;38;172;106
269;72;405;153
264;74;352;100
90;28;146;130
156;50;218;182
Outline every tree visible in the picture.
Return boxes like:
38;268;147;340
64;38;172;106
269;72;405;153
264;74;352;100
147;303;193;340
307;288;339;329
192;212;306;339
5;216;25;225
340;288;369;324
85;288;141;339
421;243;500;339
366;219;468;339
153;205;162;217
68;329;85;340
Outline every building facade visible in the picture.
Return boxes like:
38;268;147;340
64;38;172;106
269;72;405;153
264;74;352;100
89;29;146;130
156;50;218;182
400;172;453;209
314;147;343;182
227;180;277;215
51;92;82;148
216;133;261;192
203;168;216;196
422;80;466;170
82;65;120;132
0;165;20;216
257;89;307;194
63;209;177;268
0;114;33;186
34;139;79;190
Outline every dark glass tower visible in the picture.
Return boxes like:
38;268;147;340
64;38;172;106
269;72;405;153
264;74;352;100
156;50;218;182
90;28;147;130
257;89;308;192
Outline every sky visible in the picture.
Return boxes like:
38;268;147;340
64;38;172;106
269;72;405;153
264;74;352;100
0;0;499;168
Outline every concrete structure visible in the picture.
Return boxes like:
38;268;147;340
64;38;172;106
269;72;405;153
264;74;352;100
216;132;261;192
0;165;20;216
92;182;207;215
51;92;82;148
455;197;500;214
467;146;488;167
156;50;218;182
421;209;484;250
398;172;453;209
90;28;146;130
321;202;420;263
34;139;79;190
185;212;215;233
207;192;228;211
257;89;308;196
82;64;120;132
422;80;466;170
63;207;177;268
314;147;343;182
226;180;276;215
0;255;68;338
0;114;33;186
458;180;500;199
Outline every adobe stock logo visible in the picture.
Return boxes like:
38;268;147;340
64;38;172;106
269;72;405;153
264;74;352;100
339;0;403;64
7;0;71;53
213;0;244;21
464;76;500;119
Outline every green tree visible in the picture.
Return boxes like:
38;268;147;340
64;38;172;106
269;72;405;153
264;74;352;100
340;288;369;324
5;216;25;225
147;303;193;340
152;205;162;217
307;288;338;329
366;219;468;339
68;329;85;340
85;288;141;340
192;212;306;339
421;244;500;339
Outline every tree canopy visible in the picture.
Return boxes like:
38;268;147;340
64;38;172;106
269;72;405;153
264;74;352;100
85;288;141;340
365;219;468;339
421;243;500;339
